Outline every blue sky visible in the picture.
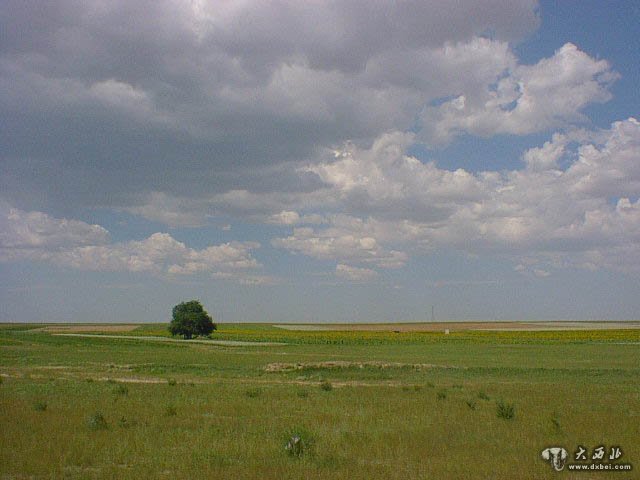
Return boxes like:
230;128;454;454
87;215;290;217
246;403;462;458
1;1;639;323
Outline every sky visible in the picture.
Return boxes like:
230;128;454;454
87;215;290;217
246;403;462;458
1;0;639;323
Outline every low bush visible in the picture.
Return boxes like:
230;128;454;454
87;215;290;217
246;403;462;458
284;428;315;458
113;384;128;395
320;380;333;391
165;405;177;417
87;412;108;430
245;388;262;398
496;400;515;420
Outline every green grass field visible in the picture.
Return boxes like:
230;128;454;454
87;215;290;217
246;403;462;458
1;323;638;479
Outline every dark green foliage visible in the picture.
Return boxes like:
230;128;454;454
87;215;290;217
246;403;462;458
284;428;315;458
496;400;515;420
477;390;490;401
33;401;47;411
113;383;128;395
167;378;177;386
245;388;262;398
320;380;333;391
165;405;177;416
87;412;108;430
296;389;309;398
168;300;216;340
436;389;447;400
465;399;477;410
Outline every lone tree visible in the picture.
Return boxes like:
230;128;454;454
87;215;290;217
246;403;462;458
169;300;216;339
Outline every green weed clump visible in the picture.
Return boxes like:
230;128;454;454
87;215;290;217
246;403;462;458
465;399;477;410
245;388;262;398
284;428;315;458
296;389;309;398
113;383;129;395
320;380;333;391
87;412;108;430
496;400;515;420
33;401;47;412
167;378;177;386
436;389;447;400
477;390;490;401
165;405;177;417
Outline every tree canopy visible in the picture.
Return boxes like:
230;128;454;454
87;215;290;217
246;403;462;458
169;300;216;339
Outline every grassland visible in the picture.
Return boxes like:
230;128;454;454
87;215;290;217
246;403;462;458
1;323;638;479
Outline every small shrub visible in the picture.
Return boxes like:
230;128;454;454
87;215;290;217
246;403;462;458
113;384;128;395
34;401;47;412
320;380;333;391
478;390;490;401
436;389;447;400
167;378;177;386
284;428;315;458
296;389;309;398
245;388;262;398
426;382;435;388
85;378;94;383
496;400;515;420
285;435;305;457
165;405;177;417
465;399;477;410
87;412;108;430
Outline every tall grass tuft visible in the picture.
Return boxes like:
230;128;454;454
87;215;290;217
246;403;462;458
320;380;333;391
245;388;262;398
33;401;47;412
87;412;108;430
284;428;315;458
113;383;129;395
496;400;515;420
165;405;177;417
437;389;447;400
